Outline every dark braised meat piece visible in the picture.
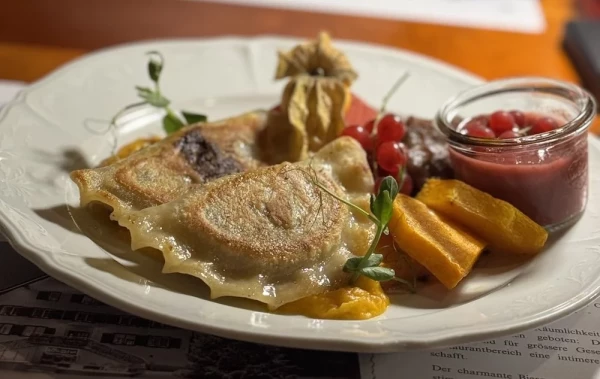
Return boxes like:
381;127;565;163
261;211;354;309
404;117;454;192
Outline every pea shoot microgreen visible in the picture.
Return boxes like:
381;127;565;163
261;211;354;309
343;174;414;290
306;165;415;291
304;72;415;290
107;51;207;150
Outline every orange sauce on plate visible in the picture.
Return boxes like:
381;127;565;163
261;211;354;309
278;277;389;320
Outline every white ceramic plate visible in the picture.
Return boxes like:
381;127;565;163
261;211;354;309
1;37;600;353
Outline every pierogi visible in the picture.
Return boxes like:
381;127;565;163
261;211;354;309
117;137;375;308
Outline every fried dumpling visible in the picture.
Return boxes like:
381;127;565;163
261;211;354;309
70;111;268;221
118;137;375;308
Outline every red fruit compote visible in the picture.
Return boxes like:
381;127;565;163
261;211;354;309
435;77;597;232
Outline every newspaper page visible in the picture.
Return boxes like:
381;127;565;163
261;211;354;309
203;0;546;34
360;301;600;379
0;276;359;378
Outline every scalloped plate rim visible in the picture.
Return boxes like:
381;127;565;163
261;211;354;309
0;36;599;353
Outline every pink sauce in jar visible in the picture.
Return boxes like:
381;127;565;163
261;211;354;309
449;118;588;226
435;78;596;232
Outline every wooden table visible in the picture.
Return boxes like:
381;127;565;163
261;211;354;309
0;0;597;133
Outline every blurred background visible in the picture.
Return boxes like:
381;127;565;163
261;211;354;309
0;0;598;128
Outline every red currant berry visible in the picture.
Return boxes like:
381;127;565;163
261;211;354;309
524;113;540;127
342;125;373;151
471;115;490;126
531;117;558;135
377;166;396;178
377;141;407;173
363;119;376;133
399;173;414;196
498;130;519;139
509;110;525;127
462;119;484;129
376;114;406;144
462;122;495;138
489;111;515;135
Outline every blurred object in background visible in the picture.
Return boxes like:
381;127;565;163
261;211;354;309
206;0;546;33
578;0;600;18
0;0;581;95
563;17;600;101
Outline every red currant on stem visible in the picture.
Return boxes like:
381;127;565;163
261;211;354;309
376;113;406;144
489;111;515;135
363;119;375;133
377;141;407;173
342;125;373;151
367;72;410;140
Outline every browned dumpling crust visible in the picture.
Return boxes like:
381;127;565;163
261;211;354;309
118;137;375;309
70;111;268;220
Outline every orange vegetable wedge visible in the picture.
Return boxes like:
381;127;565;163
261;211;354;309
416;179;548;255
389;194;486;289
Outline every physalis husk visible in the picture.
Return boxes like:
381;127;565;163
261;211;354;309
271;32;358;161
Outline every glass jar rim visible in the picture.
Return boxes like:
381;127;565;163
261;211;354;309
435;76;597;147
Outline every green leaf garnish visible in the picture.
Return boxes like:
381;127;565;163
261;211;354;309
345;174;413;289
370;190;393;227
343;257;363;273
163;112;185;134
182;111;208;125
344;253;384;273
359;266;395;282
369;176;397;227
379;176;399;201
146;51;164;83
364;253;384;267
301;162;415;290
348;222;385;284
103;51;210;152
136;86;170;107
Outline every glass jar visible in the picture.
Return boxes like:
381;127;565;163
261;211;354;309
435;77;596;232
